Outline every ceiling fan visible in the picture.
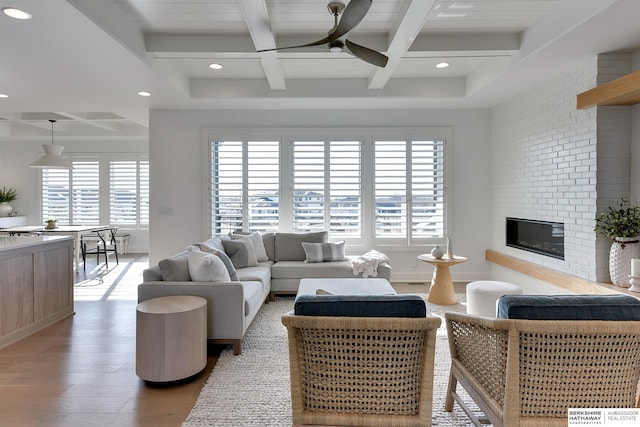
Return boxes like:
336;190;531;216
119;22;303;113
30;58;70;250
258;0;388;68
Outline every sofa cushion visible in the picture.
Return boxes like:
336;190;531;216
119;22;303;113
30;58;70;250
236;266;271;294
497;294;640;320
143;264;163;281
158;251;191;281
193;242;239;281
188;249;231;282
230;231;269;262
262;232;276;261
271;260;356;279
274;231;328;262
294;294;426;317
222;238;259;268
302;241;346;263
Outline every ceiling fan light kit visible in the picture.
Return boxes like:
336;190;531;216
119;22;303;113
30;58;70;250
258;0;388;68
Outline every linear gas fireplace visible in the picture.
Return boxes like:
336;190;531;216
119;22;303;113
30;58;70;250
506;218;565;260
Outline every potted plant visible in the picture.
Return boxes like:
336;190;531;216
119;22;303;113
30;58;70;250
0;186;17;217
595;198;640;287
45;219;58;230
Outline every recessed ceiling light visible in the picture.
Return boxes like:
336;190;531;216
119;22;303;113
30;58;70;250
0;93;8;98
209;63;223;70
436;62;450;69
2;7;32;20
137;91;152;97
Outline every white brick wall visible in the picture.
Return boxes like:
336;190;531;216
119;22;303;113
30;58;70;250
492;53;632;282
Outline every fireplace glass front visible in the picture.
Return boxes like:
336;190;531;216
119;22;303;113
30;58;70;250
506;217;564;260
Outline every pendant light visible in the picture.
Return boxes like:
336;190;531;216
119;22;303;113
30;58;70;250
30;120;73;169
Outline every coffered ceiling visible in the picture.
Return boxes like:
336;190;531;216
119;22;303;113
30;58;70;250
1;0;640;141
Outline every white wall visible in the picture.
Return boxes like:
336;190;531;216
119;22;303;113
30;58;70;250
0;139;149;253
491;52;638;289
149;108;493;282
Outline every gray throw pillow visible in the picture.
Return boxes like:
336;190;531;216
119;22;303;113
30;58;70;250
274;231;328;261
192;243;239;281
202;236;225;252
230;231;269;262
158;251;191;281
302;241;346;263
221;238;259;268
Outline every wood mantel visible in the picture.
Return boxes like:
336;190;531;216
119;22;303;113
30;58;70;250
485;250;639;298
577;69;640;109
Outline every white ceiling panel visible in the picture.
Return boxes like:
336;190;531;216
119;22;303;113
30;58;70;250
2;0;640;141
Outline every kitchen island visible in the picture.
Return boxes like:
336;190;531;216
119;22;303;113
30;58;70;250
0;235;74;349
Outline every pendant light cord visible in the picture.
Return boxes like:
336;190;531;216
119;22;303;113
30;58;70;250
49;119;56;145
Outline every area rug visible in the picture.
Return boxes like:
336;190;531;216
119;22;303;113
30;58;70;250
182;295;483;427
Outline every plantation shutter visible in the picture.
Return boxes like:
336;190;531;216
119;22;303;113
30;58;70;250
247;140;279;232
292;140;325;233
211;140;243;234
42;169;70;224
329;140;361;237
374;140;407;237
139;160;149;226
110;161;140;226
411;139;445;237
71;161;100;224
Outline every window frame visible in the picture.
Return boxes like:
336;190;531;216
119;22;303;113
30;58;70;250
38;153;149;231
206;127;452;250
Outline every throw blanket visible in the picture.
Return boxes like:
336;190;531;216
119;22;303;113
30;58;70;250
351;250;389;278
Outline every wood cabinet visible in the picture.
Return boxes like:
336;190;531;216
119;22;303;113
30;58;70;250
0;236;74;348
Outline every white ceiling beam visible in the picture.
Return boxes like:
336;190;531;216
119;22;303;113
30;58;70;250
239;0;286;90
368;0;438;90
146;33;517;58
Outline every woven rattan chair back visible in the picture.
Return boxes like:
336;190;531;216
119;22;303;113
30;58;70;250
282;314;441;427
444;312;640;427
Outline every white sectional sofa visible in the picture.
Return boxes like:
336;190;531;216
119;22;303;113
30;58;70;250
138;231;391;355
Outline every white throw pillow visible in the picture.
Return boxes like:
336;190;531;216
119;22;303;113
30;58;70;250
229;232;269;262
187;248;231;282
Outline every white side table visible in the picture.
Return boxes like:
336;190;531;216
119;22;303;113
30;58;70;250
136;295;207;382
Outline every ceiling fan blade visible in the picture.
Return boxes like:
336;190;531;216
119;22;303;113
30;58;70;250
258;0;373;53
345;39;388;68
330;0;372;41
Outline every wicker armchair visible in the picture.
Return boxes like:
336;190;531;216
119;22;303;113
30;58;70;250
444;312;640;427
282;313;441;427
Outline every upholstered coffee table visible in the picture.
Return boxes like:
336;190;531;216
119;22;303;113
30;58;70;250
297;277;396;297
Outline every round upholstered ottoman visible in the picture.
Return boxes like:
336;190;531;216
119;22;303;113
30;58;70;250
466;281;523;317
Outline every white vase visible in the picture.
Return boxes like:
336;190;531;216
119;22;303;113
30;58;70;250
431;245;444;259
609;238;640;288
0;202;12;217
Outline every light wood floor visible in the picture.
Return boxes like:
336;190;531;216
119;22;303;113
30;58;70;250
0;255;463;427
0;254;222;427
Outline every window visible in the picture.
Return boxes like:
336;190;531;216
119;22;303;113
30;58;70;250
209;129;449;246
40;154;148;229
374;138;445;240
210;139;279;234
110;160;149;227
291;139;361;235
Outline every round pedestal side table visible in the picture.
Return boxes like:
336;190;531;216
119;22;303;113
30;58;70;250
417;254;468;305
136;295;207;382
